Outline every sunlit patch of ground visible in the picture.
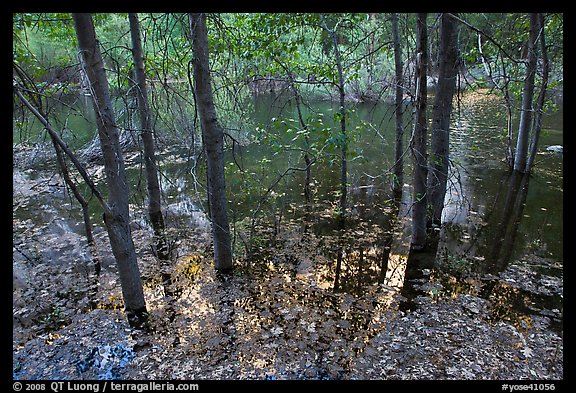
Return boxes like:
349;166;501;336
13;168;562;380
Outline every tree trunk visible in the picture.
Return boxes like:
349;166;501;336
190;13;233;271
51;138;102;275
513;13;539;173
72;13;148;328
129;13;175;297
335;37;347;228
501;52;515;169
321;15;347;228
410;13;429;250
526;13;549;174
128;13;171;260
391;12;404;201
427;13;459;227
273;57;313;206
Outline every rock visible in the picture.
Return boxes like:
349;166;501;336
545;145;563;154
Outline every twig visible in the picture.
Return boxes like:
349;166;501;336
13;83;112;217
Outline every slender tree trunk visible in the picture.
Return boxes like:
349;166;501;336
410;13;429;251
427;13;459;227
501;53;515;169
72;13;147;328
335;39;347;227
478;33;493;85
51;138;102;275
129;13;174;297
128;13;171;259
129;13;166;246
321;15;347;227
190;13;233;271
14;82;102;311
513;13;539;173
273;57;313;206
293;87;312;207
391;12;404;201
526;13;549;174
13;68;99;262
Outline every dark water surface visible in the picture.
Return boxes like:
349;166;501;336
13;89;563;333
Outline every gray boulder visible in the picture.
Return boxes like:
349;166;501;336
546;145;563;154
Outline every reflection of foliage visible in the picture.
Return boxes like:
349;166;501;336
428;272;482;301
488;282;533;334
96;294;124;311
440;254;474;276
174;254;203;282
527;238;548;257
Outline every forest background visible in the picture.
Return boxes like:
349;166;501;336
12;12;563;380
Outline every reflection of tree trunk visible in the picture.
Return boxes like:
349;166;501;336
334;248;343;292
379;196;402;283
485;171;530;273
304;147;312;206
401;230;439;310
480;172;531;301
410;13;429;250
52;139;101;275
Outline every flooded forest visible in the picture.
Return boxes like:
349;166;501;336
13;13;563;381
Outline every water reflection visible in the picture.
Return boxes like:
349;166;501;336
13;89;563;341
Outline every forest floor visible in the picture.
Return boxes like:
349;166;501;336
12;164;563;380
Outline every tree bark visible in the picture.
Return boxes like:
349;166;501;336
272;57;313;206
513;13;539;173
14;80;102;275
128;13;170;261
427;13;459;227
391;12;404;201
190;13;233;271
72;13;147;328
50;137;102;276
410;13;429;250
526;13;549;174
321;15;347;228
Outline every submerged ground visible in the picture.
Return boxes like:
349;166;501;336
12;162;563;380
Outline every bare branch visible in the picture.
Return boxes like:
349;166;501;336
13;82;112;217
447;13;521;64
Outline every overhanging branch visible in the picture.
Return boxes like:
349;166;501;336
13;83;112;217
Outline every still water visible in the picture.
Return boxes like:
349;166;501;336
13;89;563;328
241;91;563;262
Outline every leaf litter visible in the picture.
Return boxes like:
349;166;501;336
13;168;563;380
